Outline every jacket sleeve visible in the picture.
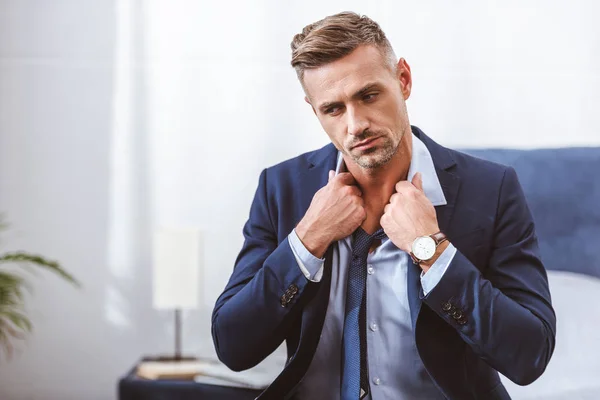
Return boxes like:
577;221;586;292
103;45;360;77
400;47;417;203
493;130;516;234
211;169;318;371
423;166;557;386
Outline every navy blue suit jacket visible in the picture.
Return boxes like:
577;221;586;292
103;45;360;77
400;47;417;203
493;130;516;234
212;127;556;400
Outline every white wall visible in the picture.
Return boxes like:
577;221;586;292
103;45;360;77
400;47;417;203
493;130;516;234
0;0;598;399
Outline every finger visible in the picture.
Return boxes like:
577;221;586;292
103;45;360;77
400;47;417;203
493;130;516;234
384;203;390;214
336;172;357;186
395;180;411;192
412;172;424;192
358;195;365;206
380;213;388;229
360;206;367;222
388;192;399;205
328;170;335;182
348;185;363;197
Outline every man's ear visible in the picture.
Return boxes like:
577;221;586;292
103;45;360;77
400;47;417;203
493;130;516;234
396;58;413;100
305;96;317;115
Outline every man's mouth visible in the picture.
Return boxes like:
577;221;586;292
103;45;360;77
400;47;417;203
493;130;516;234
352;136;381;150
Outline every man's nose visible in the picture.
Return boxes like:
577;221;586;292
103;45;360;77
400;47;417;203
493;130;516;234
346;107;370;136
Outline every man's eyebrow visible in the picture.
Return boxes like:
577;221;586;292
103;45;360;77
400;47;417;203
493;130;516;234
318;100;343;112
352;83;381;99
317;83;382;112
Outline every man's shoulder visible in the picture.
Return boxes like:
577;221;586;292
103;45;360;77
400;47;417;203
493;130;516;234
451;149;520;201
415;126;513;184
423;136;517;199
264;142;336;176
448;146;513;177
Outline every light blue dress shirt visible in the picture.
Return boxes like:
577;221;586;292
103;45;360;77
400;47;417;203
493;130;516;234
288;133;457;399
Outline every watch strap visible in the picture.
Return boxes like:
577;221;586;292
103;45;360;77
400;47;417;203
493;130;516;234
430;231;448;246
410;231;447;265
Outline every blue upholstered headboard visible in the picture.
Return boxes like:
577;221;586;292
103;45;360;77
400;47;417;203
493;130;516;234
460;147;600;279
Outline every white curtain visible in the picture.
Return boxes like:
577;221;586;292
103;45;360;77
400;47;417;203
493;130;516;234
107;0;600;396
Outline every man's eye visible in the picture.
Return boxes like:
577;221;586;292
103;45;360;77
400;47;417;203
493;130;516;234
364;93;378;102
326;106;341;115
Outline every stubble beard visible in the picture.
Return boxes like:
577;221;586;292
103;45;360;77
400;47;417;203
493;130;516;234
349;133;402;169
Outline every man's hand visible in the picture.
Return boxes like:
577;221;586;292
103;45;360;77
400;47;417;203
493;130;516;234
295;171;366;258
380;172;441;257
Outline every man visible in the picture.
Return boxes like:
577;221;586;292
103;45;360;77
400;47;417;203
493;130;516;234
212;11;556;400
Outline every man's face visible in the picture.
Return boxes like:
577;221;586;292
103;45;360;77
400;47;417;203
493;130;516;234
303;45;412;169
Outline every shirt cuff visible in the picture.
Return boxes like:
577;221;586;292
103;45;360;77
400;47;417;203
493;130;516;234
420;243;457;296
288;229;325;282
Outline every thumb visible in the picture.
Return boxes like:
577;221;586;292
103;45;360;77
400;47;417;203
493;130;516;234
328;170;335;182
412;172;424;192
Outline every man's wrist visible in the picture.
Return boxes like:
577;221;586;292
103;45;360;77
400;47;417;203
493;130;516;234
419;240;450;273
295;221;330;259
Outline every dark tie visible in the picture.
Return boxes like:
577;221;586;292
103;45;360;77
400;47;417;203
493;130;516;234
341;227;387;399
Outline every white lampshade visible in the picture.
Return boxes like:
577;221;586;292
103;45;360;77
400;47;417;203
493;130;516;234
152;227;201;310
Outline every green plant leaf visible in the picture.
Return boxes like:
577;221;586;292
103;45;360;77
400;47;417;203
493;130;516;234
0;215;79;359
0;252;80;287
0;326;13;359
0;272;25;306
1;311;32;333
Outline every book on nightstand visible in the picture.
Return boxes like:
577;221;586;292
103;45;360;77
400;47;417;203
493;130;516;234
135;359;272;389
136;360;209;380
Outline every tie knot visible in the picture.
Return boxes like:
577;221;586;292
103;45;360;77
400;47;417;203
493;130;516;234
352;227;387;257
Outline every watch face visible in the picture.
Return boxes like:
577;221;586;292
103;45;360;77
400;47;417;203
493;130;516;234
412;236;436;260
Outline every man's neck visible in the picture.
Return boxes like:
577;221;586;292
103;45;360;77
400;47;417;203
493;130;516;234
344;133;413;233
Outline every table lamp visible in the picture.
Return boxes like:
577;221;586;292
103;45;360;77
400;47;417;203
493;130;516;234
152;227;201;361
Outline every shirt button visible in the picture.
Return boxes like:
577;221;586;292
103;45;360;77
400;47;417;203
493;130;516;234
367;266;374;275
373;377;381;385
369;322;378;332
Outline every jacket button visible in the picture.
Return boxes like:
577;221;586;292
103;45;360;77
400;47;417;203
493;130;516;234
289;284;298;295
452;310;463;320
457;317;467;325
280;294;289;307
442;302;452;312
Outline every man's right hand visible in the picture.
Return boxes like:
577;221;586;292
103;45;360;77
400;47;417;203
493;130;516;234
295;171;365;258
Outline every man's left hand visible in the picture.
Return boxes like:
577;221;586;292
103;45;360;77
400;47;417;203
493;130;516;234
380;172;440;255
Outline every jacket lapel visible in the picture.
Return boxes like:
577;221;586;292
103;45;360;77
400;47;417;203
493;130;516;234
407;126;461;331
293;143;339;221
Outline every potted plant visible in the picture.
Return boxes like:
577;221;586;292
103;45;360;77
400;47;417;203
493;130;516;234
0;214;79;358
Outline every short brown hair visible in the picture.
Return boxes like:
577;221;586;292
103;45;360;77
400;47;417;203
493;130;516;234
290;12;396;82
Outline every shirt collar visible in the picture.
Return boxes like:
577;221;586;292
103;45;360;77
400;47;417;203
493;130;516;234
334;132;447;206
